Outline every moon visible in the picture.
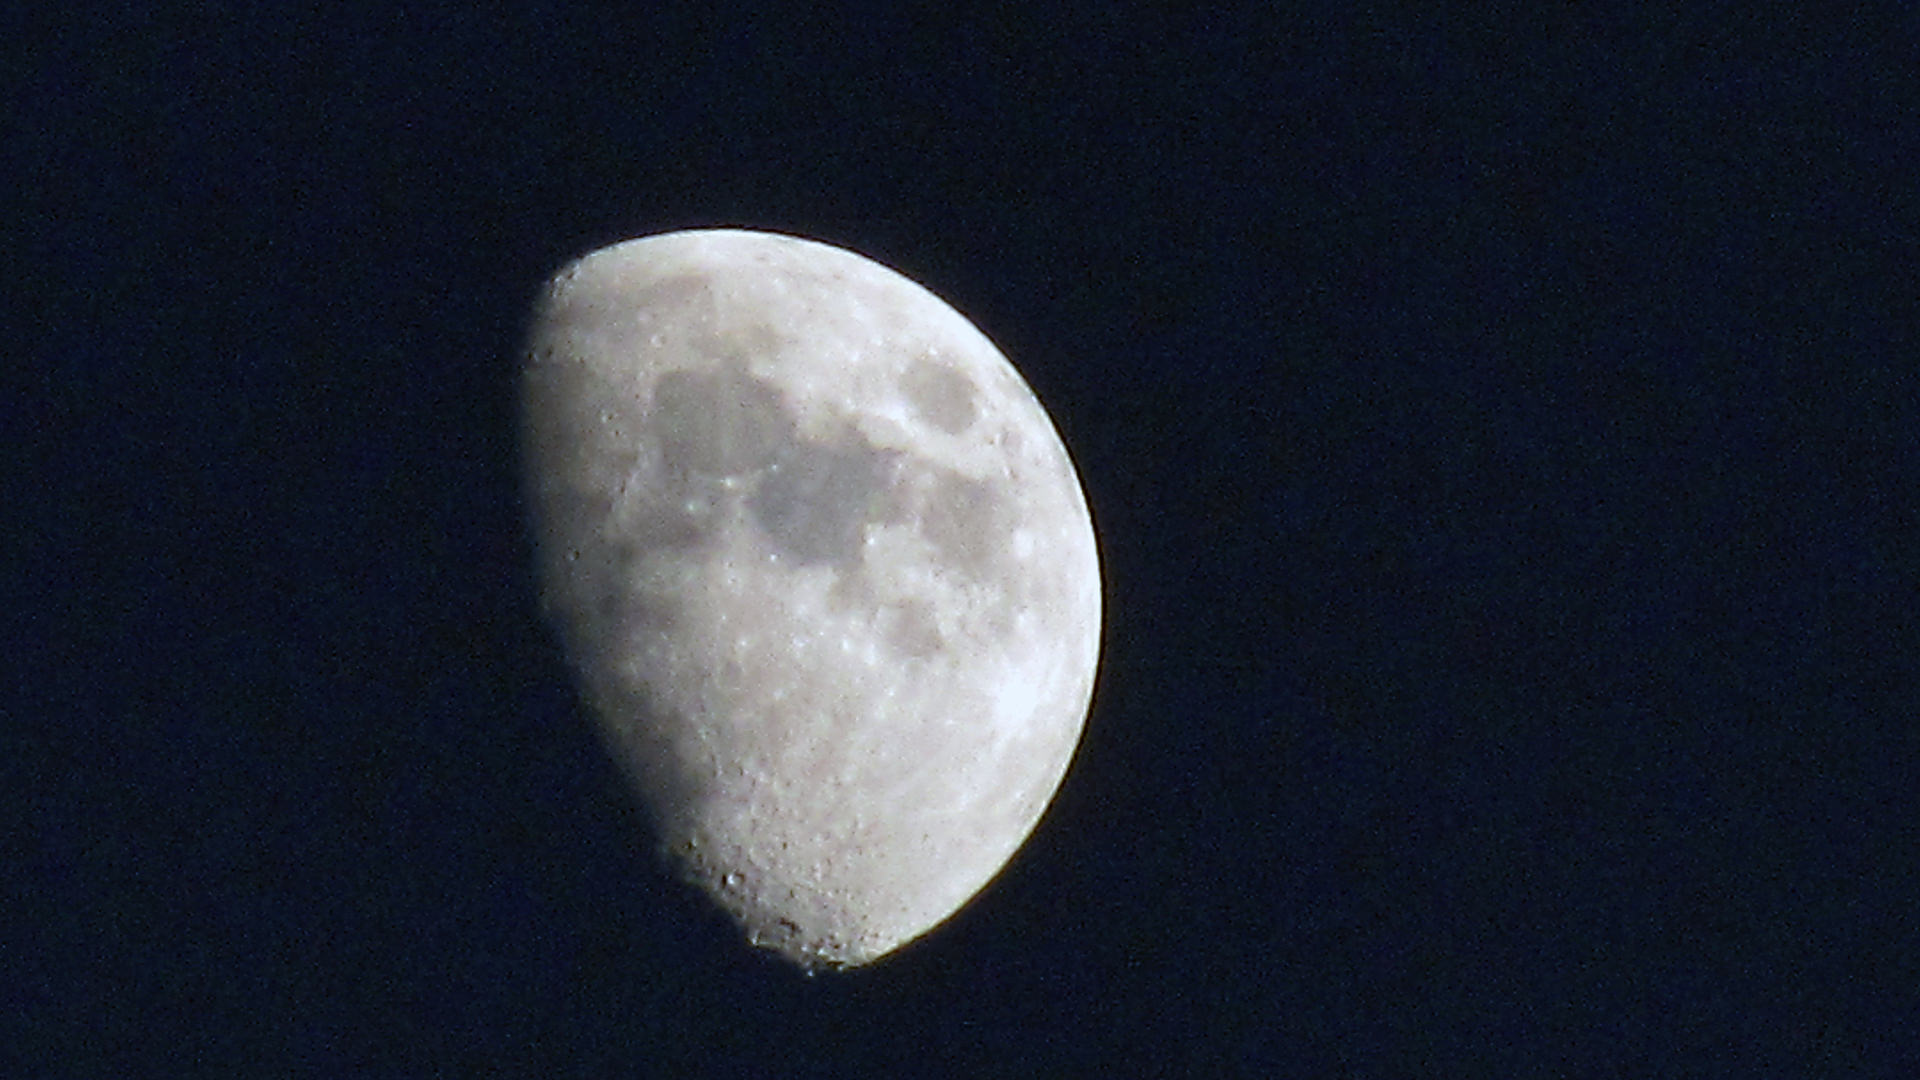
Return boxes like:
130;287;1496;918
521;229;1101;969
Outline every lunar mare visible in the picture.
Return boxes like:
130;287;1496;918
522;229;1101;969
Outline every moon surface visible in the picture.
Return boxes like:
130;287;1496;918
521;229;1101;969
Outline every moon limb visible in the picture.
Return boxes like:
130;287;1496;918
522;229;1101;969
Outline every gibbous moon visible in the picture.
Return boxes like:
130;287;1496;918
521;229;1101;969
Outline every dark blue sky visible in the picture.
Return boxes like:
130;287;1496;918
15;5;1917;1075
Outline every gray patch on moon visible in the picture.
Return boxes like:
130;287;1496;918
652;365;796;479
643;358;904;570
917;471;1009;578
900;354;979;434
882;599;946;658
642;273;715;313
749;434;897;566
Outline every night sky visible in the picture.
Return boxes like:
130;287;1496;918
15;6;1918;1075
